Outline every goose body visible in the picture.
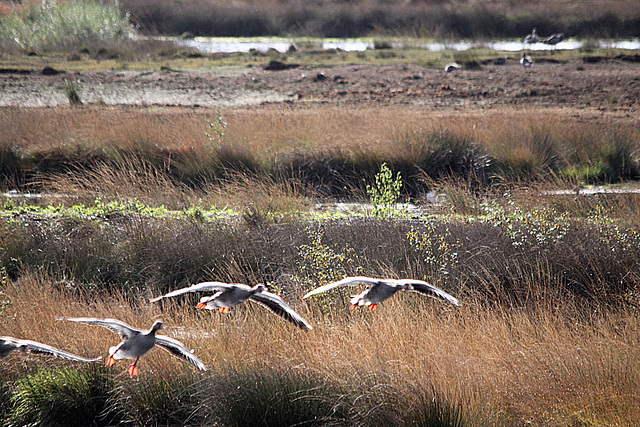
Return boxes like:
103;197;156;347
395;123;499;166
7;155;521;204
524;28;539;44
444;62;461;73
151;282;312;330
0;336;101;362
520;53;533;69
304;276;461;311
58;318;206;375
544;33;564;46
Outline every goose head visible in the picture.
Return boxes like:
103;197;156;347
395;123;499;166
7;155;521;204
150;320;164;333
251;284;266;294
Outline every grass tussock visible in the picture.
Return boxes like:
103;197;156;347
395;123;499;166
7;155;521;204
0;0;133;53
1;106;639;203
0;276;639;425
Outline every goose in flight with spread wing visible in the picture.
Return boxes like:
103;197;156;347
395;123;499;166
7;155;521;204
303;276;461;311
1;336;101;362
58;318;206;375
150;282;313;331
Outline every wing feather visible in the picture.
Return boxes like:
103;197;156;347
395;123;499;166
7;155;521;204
303;276;382;299
155;335;207;371
58;317;140;339
400;280;462;306
250;292;313;330
150;282;240;302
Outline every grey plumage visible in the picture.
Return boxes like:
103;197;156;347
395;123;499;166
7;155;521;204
304;276;461;310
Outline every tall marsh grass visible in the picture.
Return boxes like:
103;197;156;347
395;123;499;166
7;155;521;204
0;0;133;53
1;275;639;425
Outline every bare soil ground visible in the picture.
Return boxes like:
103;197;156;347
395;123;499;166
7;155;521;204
1;55;640;112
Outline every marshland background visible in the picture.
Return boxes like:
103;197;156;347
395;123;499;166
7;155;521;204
1;0;640;425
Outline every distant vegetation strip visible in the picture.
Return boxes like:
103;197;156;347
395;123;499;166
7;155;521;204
1;108;638;201
120;0;640;38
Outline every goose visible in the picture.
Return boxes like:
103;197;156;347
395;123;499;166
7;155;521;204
523;28;539;44
58;318;206;375
1;336;101;362
151;282;313;331
520;53;533;70
544;33;564;47
303;276;461;311
444;62;461;73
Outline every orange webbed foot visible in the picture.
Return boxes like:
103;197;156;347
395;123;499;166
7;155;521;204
105;356;116;367
349;304;357;310
196;302;206;309
128;364;139;376
368;304;378;311
219;307;230;313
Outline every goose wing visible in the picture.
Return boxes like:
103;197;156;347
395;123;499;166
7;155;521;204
58;317;140;340
249;291;313;330
155;335;207;371
399;280;462;306
303;276;383;299
150;282;239;302
1;336;101;362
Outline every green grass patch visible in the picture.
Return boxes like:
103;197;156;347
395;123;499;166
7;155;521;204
0;0;133;53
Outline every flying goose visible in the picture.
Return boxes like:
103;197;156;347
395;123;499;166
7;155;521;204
303;276;461;311
1;336;101;362
58;318;206;375
520;53;533;70
151;282;312;330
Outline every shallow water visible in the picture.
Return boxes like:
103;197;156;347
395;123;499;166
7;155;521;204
174;37;640;54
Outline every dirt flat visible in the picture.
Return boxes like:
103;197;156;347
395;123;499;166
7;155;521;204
1;56;639;112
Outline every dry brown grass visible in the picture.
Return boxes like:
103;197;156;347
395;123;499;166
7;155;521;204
2;274;639;425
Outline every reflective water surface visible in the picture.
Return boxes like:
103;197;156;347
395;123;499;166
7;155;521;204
174;37;640;54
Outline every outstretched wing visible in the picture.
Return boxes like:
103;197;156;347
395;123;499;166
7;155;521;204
15;339;101;362
155;335;207;371
250;291;313;330
303;276;382;299
150;282;237;302
400;280;462;306
58;317;140;340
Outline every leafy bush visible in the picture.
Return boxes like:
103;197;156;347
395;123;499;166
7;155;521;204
367;162;403;218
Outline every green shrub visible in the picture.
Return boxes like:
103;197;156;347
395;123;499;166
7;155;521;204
367;162;403;218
